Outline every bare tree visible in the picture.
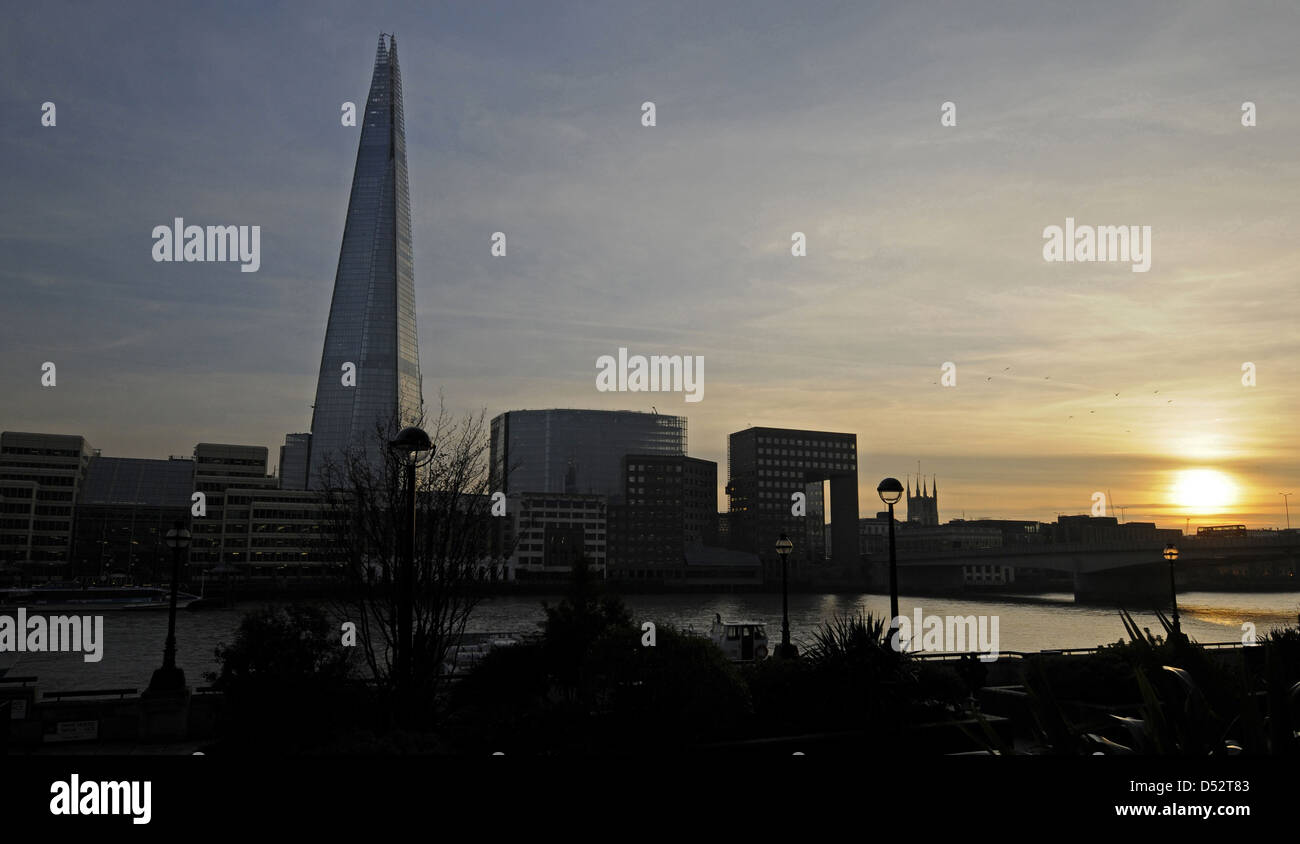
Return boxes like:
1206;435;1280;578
318;398;507;723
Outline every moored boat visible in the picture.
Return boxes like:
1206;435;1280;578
709;613;769;662
0;584;200;612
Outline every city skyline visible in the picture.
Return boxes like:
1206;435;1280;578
3;2;1297;530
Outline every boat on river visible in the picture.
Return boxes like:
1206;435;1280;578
0;583;199;612
709;613;769;663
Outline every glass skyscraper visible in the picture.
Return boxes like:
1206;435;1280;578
307;34;422;488
490;410;687;502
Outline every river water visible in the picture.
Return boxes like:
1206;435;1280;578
3;591;1297;692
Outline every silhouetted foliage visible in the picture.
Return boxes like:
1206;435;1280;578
205;603;361;752
541;555;633;693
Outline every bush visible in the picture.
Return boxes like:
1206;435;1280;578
205;604;362;752
583;625;752;749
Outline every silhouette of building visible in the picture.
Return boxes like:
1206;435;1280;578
279;433;311;490
725;426;859;579
489;409;686;501
607;454;718;581
907;475;939;526
307;34;422;488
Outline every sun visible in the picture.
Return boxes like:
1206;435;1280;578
1171;469;1238;512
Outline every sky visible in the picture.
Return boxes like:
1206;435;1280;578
2;0;1297;530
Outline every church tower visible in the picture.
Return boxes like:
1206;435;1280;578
907;474;939;526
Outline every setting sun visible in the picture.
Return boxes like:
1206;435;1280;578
1171;468;1238;512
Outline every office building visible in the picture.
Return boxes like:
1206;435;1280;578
279;433;311;490
608;454;718;581
72;455;193;581
189;443;277;569
726;426;859;577
490;409;686;501
501;493;607;581
0;431;95;574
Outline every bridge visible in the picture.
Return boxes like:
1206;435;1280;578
870;534;1300;602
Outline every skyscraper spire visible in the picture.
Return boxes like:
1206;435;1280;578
307;34;422;488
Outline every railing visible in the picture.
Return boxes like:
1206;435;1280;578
910;641;1249;661
42;688;137;700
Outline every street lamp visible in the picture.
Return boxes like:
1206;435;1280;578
1280;492;1293;530
774;533;796;658
147;520;191;693
388;426;433;703
877;477;904;644
1163;542;1182;644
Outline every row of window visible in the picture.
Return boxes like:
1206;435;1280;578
756;436;853;449
1;447;84;457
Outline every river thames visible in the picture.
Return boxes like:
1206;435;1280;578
3;590;1297;691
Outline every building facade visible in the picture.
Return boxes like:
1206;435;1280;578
0;431;95;575
490;409;686;501
502;492;607;581
725;426;859;577
607;454;718;581
308;34;423;488
279;433;311;490
189;444;277;569
72;455;193;582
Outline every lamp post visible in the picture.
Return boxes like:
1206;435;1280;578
877;478;904;644
387;426;433;703
774;533;795;658
147;520;191;693
1163;542;1182;643
1280;492;1293;530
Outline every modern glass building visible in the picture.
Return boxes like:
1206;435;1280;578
73;456;193;581
490;410;687;502
307;34;422;488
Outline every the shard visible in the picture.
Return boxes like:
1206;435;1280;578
307;34;422;488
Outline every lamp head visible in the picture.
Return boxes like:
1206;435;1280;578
877;477;904;506
775;533;794;557
388;426;433;454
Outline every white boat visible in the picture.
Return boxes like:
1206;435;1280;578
0;584;200;612
709;613;769;662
